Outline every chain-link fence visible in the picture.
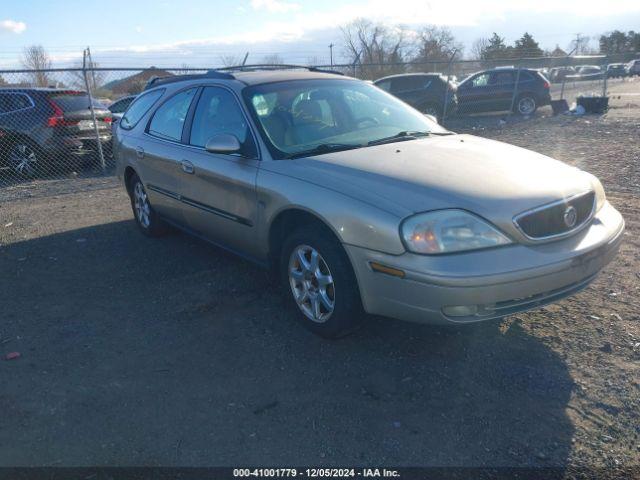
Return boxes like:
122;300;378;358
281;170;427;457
1;57;638;193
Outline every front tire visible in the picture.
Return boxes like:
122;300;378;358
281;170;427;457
280;225;364;338
128;174;168;237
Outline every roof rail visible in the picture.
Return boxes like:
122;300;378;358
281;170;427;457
217;64;344;76
144;70;235;90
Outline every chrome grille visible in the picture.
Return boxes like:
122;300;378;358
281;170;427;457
514;191;595;240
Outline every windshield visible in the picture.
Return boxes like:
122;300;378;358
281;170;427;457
242;79;448;159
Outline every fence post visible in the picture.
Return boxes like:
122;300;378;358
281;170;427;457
509;60;523;116
441;49;458;124
82;48;106;171
602;55;608;97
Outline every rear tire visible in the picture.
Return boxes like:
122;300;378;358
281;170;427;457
514;94;537;115
8;140;40;178
128;173;169;237
280;225;364;338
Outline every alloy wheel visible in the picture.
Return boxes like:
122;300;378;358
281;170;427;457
9;144;38;177
133;181;151;229
288;244;335;323
518;97;536;115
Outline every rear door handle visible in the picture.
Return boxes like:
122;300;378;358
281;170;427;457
135;146;145;159
180;160;195;174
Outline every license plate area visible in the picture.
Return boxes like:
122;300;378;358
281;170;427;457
78;120;95;130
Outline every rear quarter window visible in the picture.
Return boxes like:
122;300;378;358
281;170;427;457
120;89;164;130
0;93;33;114
375;80;392;92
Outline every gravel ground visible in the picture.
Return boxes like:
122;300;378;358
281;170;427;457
0;88;638;477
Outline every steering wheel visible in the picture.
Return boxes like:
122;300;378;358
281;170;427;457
357;117;379;128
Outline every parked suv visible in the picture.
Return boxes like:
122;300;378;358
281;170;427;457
0;88;112;177
626;59;640;76
606;63;627;78
456;68;551;115
114;68;623;338
373;73;457;119
548;66;576;83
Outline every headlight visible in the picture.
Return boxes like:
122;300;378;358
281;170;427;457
593;178;606;212
401;209;512;254
582;172;606;212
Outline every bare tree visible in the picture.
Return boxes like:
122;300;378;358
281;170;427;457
219;54;245;67
470;38;489;60
21;45;52;87
175;63;193;75
306;55;322;66
70;57;106;93
569;35;594;55
127;79;147;95
410;26;463;72
341;18;408;79
262;54;284;65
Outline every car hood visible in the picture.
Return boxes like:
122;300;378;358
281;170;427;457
272;134;596;240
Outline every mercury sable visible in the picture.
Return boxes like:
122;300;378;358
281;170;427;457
114;69;624;337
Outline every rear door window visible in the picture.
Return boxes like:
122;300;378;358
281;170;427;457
121;89;164;130
148;88;197;141
391;76;431;93
493;71;515;85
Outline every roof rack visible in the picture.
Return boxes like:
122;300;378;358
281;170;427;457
144;70;235;90
218;64;344;76
143;64;345;91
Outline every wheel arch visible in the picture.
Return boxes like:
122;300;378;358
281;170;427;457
514;91;539;113
515;91;539;103
123;166;138;195
2;132;41;151
267;207;344;271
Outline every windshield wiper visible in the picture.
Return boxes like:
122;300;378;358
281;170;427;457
285;143;362;159
367;130;431;146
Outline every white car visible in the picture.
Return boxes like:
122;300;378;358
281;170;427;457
626;59;640;76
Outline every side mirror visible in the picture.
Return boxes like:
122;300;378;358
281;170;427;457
205;133;241;154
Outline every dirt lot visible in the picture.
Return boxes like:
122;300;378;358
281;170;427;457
0;95;639;476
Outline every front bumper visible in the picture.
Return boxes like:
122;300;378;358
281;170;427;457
345;201;624;325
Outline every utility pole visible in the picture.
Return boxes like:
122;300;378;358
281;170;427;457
571;33;583;55
328;43;334;67
82;47;105;171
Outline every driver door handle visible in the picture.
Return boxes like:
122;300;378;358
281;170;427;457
180;159;195;174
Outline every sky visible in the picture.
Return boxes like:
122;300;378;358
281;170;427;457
1;0;640;68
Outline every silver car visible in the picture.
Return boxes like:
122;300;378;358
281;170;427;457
114;68;624;338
